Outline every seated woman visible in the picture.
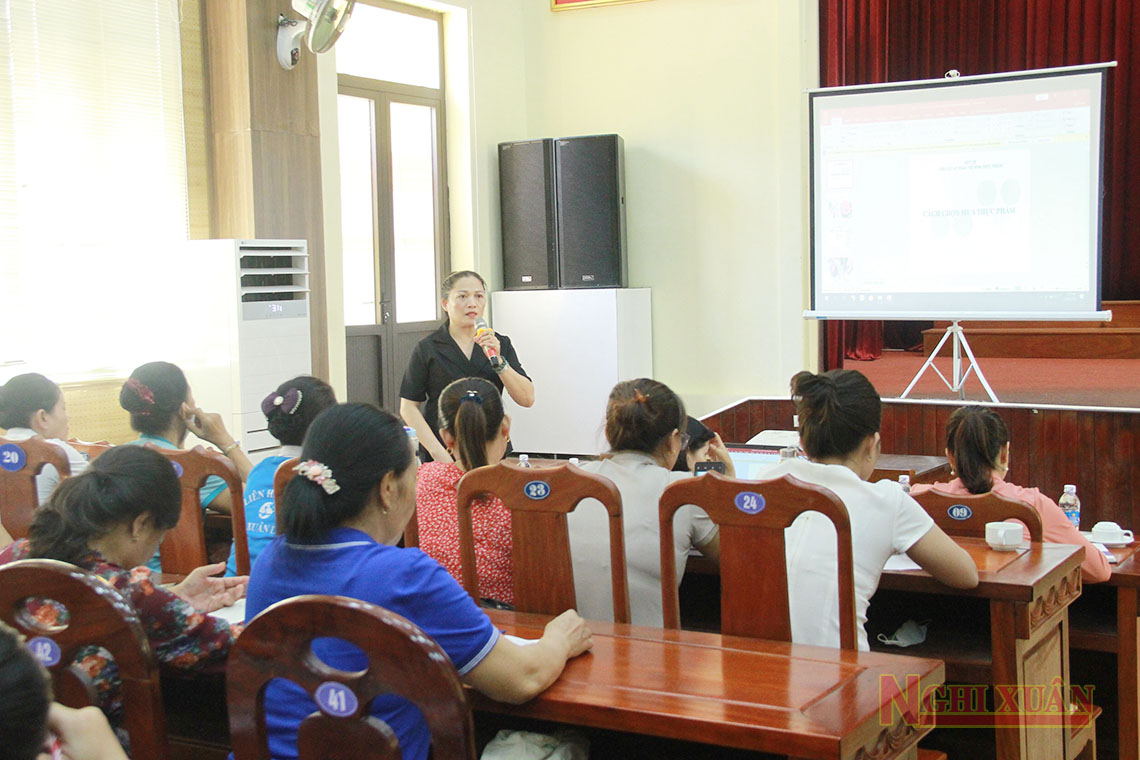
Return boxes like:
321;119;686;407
416;378;513;605
0;621;128;760
672;416;719;473
568;379;730;627
0;446;245;743
224;376;337;576
766;370;978;650
0;372;89;507
911;405;1111;583
245;403;592;760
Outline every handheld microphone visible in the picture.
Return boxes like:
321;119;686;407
474;317;504;370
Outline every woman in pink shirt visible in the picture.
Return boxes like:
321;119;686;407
912;406;1110;583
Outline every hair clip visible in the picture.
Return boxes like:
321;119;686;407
262;388;303;417
127;378;155;405
294;459;340;495
461;390;483;405
633;389;650;405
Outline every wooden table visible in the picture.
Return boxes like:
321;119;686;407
1070;541;1140;760
872;455;951;485
875;539;1085;760
481;609;945;760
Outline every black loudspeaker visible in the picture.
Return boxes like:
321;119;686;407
499;134;627;290
499;139;557;289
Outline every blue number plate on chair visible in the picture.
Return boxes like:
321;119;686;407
948;504;973;520
27;637;60;667
524;481;550;500
315;681;358;717
734;491;765;514
0;443;26;472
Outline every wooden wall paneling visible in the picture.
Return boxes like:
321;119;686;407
732;404;749;444
1055;410;1081;498
1027;408;1046;500
181;0;214;240
748;400;767;441
203;0;329;378
1006;406;1032;488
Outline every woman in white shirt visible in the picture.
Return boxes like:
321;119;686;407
0;373;88;512
569;379;730;626
765;369;978;650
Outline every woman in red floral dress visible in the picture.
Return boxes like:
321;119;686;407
415;377;514;606
0;445;246;746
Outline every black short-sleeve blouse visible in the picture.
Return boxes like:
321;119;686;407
399;321;529;447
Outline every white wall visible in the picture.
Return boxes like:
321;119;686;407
318;0;819;404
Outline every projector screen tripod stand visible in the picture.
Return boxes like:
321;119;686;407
899;321;999;403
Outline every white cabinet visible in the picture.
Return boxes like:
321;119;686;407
491;289;652;456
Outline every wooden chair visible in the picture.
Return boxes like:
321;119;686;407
456;460;630;622
146;444;250;575
659;471;859;648
66;438;113;463
228;594;476;760
0;558;168;758
912;488;1043;542
0;435;71;539
273;457;300;535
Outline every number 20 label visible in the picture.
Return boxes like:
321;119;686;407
0;444;25;472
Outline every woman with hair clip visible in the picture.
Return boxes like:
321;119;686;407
672;416;721;473
0;372;88;510
765;369;978;650
0;446;246;746
399;270;534;463
912;405;1110;582
568;379;731;627
224;376;337;576
0;621;128;760
245;403;592;760
416;377;514;605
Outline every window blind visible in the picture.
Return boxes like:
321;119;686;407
0;0;187;379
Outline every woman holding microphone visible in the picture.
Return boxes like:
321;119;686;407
400;271;534;462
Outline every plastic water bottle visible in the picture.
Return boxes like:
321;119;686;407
518;454;532;469
898;474;911;494
403;426;420;465
1059;484;1080;530
779;447;798;461
568;457;580;466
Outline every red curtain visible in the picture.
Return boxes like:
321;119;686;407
819;0;1140;369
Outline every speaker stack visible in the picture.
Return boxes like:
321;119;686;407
499;134;627;290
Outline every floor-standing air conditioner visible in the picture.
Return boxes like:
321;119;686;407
183;239;311;458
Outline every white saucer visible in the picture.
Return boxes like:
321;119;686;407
1081;531;1132;548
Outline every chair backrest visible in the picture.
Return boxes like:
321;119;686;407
273;457;300;535
66;438;113;464
228;594;476;760
0;435;71;539
456;461;630;622
0;559;169;758
912;488;1043;542
146;444;249;575
659;471;859;649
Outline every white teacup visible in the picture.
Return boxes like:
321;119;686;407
985;521;1023;551
1091;521;1133;545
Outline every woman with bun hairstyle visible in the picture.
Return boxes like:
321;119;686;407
0;372;88;510
911;406;1110;582
415;377;514;605
568;379;731;627
245;403;592;760
119;361;252;512
767;369;978;650
0;446;245;744
224;376;337;576
400;271;534;463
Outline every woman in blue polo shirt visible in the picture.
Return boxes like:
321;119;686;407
246;403;592;760
224;375;336;576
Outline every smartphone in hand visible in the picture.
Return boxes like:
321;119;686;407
694;461;726;475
